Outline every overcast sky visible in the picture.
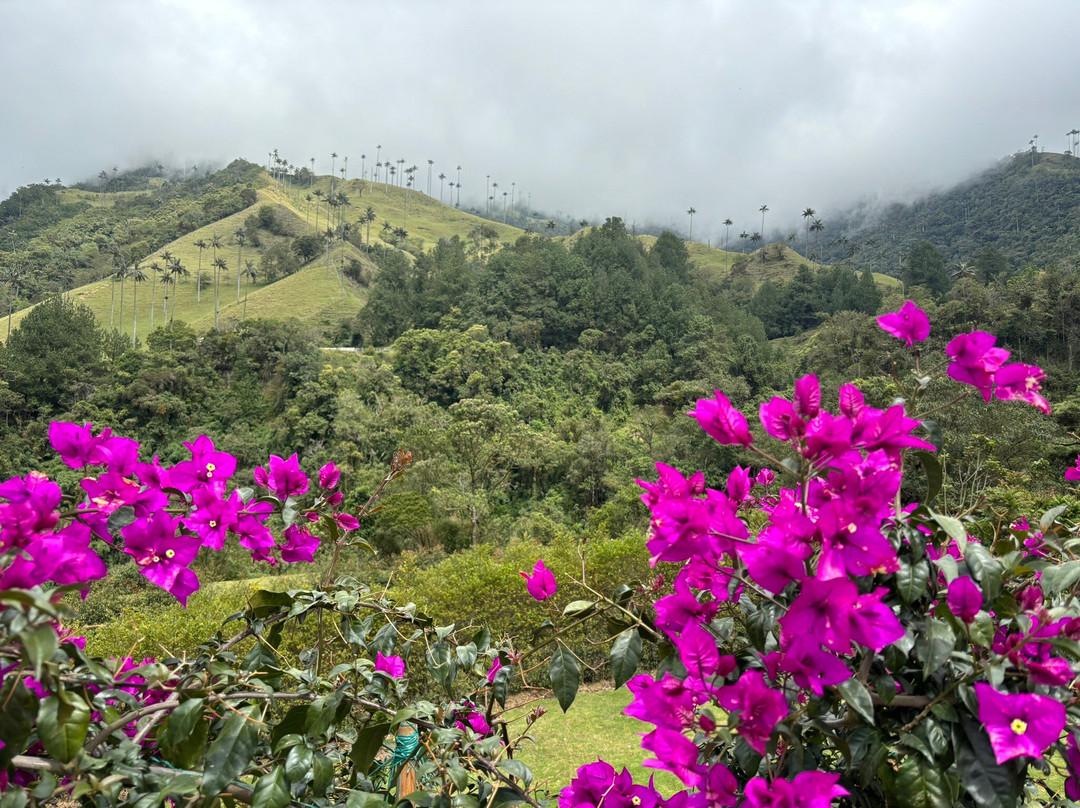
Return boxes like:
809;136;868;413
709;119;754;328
3;0;1080;242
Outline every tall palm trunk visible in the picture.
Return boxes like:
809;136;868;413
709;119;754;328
131;284;139;347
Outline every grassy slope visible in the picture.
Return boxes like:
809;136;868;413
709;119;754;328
7;186;370;340
510;687;681;796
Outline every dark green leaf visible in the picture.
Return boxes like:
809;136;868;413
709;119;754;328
970;612;994;648
307;688;346;736
350;721;391;779
964;544;1002;602
837;679;875;725
161;705;208;770
201;706;260;798
1040;504;1068;531
285;745;315;785
497;760;533;787
549;646;580;712
915;619;956;678
954;718;1021;808
473;627;491;652
931;511;967;550
163;698;205;748
346;791;392;808
610;628;642;689
426;642;458;693
915;451;942;503
248;589;295;618
251;769;291;808
312;752;334;795
492;665;511;708
270;705;308;748
0;679;37;767
106;504;137;533
37;695;90;763
896;558;930;605
894;755;953;808
455;643;478;671
898;732;934;763
1039;560;1080;594
19;625;58;678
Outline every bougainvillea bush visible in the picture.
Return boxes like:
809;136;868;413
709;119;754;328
1;302;1079;808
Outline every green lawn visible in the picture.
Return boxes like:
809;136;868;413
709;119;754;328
508;686;681;797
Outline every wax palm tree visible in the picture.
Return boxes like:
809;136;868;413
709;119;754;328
751;232;763;260
193;239;207;304
210;233;222;266
739;231;749;252
5;265;23;338
330;152;338;197
759;204;769;239
687;207;697;240
723;218;733;248
801;207;816;252
129;263;147;346
117;262;130;333
427;159;434;195
168;259;189;323
242;261;257;320
364;206;376;251
159;268;172;323
147;261;162;331
234;228;247;303
212;257;227;328
313;189;324;231
952;261;975;281
456;166;462;206
438;172;446;203
810;219;825;261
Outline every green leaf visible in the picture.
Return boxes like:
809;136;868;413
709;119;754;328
837;678;875;725
306;688;346;736
426;642;458;693
350;721;391;779
312;752;334;795
894;754;953;808
346;792;392;808
964;544;1002;602
954;718;1021;808
915;619;956;678
162;698;205;748
19;625;58;678
285;744;315;784
106;504;137;534
492;665;511;708
0;679;37;767
896;558;930;605
898;731;934;763
201;706;259;798
497;760;533;787
921;419;944;451
455;643;478;671
610;628;642;689
549;646;580;712
915;450;942;503
37;695;90;763
248;589;295;618
473;627;491;652
1038;560;1080;594
1040;504;1068;531
161;701;208;770
970;612;995;648
251;769;291;808
930;511;967;551
562;600;596;618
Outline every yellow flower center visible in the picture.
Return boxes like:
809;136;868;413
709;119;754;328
1011;718;1027;735
165;549;175;559
632;798;641;806
209;520;217;528
206;462;216;477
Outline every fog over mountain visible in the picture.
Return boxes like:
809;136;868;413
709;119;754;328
3;0;1080;243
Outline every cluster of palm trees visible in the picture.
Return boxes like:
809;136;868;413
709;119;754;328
699;204;825;262
103;224;265;344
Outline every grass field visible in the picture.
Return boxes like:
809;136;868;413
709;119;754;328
509;686;682;797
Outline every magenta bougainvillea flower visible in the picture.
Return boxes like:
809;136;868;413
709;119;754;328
755;468;775;487
975;683;1066;763
640;727;702;786
773;635;853;695
120;512;201;605
48;422;112;468
947;576;982;624
171;435;237;492
946;331;1010;401
877;301;930;347
637;463;705;508
374;652;405;678
486;656;503;682
687;391;754;447
716;670;788;754
993;363;1050;414
183;487;242;550
559;760;664;808
1065;734;1080;800
743;771;848;808
318;462;341;490
1067;455;1080;482
520;558;557;601
257;454;310;499
280;524;320;563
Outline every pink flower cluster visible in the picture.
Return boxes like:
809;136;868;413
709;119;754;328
0;423;356;605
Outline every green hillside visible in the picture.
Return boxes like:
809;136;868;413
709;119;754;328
830;150;1080;272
